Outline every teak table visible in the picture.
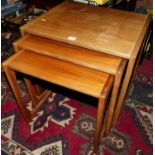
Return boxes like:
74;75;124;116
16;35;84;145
3;1;151;154
20;1;151;128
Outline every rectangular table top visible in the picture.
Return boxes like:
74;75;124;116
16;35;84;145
14;34;123;75
4;50;112;98
21;1;150;59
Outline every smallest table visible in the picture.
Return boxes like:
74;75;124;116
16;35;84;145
3;49;114;153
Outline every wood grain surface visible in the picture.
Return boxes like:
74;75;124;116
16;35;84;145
14;34;122;74
4;50;111;98
20;1;149;58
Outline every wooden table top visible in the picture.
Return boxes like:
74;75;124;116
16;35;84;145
5;50;112;97
14;34;123;75
21;1;151;59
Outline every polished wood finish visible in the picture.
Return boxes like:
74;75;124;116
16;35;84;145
111;15;152;127
6;2;151;153
24;78;38;107
13;34;122;75
103;59;127;136
94;75;114;153
20;1;149;59
31;90;51;118
24;78;51;110
2;50;52;122
3;49;114;154
3;66;31;123
13;39;47;108
13;33;127;137
34;84;44;96
19;2;151;128
3;50;112;98
14;32;128;135
3;68;51;123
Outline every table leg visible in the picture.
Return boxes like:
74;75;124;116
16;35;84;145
24;78;39;107
35;84;45;96
93;75;113;154
103;59;127;136
111;18;152;127
93;96;106;153
3;66;31;123
125;26;150;97
111;57;136;127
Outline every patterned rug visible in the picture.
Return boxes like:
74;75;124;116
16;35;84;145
1;58;153;155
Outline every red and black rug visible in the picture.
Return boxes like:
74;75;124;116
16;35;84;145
1;58;153;155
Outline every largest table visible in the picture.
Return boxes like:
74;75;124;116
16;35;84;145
20;1;151;134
